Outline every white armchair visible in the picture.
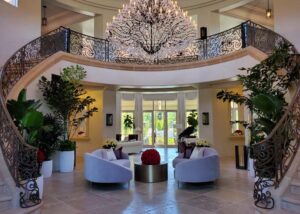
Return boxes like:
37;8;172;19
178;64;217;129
84;150;132;183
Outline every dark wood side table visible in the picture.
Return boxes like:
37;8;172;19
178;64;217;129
134;162;168;183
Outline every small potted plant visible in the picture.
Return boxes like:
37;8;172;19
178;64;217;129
58;140;76;172
195;139;210;148
103;138;118;149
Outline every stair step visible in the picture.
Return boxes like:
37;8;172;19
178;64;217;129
0;195;12;212
2;202;43;214
281;192;300;213
0;195;12;202
290;178;300;194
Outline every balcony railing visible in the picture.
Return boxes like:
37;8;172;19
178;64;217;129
0;20;298;209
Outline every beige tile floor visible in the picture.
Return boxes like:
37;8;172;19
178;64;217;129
40;148;293;214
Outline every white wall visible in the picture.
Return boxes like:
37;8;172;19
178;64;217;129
34;56;258;87
102;90;117;140
220;14;244;32
68;18;95;37
198;87;245;158
0;0;41;66
198;89;215;148
274;0;300;51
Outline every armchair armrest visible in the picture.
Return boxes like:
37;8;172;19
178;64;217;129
175;155;220;182
84;153;132;183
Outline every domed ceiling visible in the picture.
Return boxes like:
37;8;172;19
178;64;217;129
48;0;256;14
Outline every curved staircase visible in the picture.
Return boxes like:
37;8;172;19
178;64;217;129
0;20;299;212
281;163;300;212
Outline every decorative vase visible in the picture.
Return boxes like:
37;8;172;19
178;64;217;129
59;151;74;172
40;160;53;178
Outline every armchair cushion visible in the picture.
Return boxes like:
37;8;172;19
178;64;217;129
111;159;130;168
84;152;132;183
190;147;205;159
178;142;195;158
173;148;220;183
114;147;123;159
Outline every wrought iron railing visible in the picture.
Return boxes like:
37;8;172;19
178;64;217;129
0;20;298;209
0;27;68;208
242;21;300;210
253;54;300;209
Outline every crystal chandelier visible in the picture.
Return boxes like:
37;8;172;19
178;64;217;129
106;0;197;62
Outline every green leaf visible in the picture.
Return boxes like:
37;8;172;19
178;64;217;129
21;110;44;131
252;94;283;116
17;89;27;102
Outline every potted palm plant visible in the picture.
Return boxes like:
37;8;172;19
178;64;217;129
7;89;45;197
38;65;98;172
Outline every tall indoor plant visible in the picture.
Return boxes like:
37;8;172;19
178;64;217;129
7;89;61;178
38;65;98;172
216;43;299;177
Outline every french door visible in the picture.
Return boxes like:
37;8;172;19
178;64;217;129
143;111;177;147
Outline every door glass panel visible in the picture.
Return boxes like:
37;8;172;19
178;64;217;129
167;112;177;145
154;111;164;146
121;112;134;140
143;112;153;146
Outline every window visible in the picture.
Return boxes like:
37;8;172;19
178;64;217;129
121;112;134;139
3;0;18;7
230;101;239;133
185;92;198;136
121;98;135;139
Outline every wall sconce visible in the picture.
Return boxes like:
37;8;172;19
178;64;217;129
266;0;272;18
42;5;48;26
202;112;209;125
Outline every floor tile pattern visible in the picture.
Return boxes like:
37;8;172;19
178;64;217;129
40;148;293;214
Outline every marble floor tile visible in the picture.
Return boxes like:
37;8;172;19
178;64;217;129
39;148;292;214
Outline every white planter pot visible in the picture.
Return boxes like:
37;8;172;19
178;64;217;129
59;151;74;172
36;175;44;199
248;158;255;178
51;151;60;172
40;160;53;178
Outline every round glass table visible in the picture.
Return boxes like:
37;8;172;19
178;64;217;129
134;162;168;183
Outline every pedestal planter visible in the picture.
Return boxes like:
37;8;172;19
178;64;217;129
40;160;53;178
59;151;74;172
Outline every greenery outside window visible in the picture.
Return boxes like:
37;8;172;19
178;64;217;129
121;111;134;139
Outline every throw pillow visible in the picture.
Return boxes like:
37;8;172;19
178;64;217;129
190;147;206;159
92;149;106;159
114;147;123;159
178;141;195;159
106;148;117;161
